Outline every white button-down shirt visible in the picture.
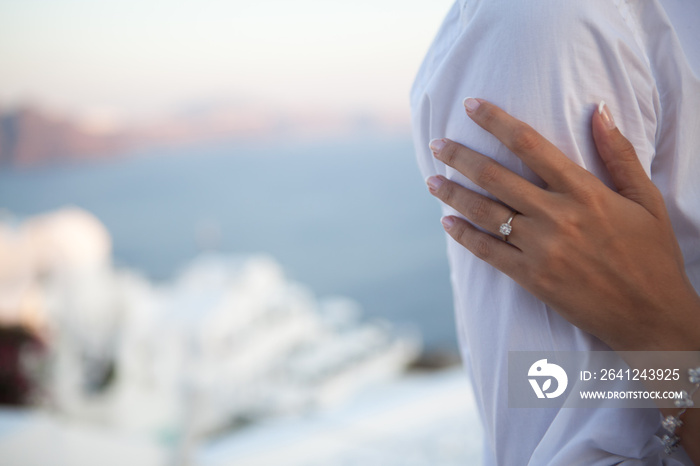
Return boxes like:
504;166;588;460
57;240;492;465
411;1;700;464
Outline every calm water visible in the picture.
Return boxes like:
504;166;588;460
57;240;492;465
0;136;456;351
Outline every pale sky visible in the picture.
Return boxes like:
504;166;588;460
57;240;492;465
0;0;454;123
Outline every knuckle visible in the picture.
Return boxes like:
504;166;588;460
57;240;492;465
511;124;541;152
451;221;470;247
529;266;556;296
570;184;598;206
476;160;500;187
616;140;638;162
551;210;580;237
440;142;459;166
479;105;498;128
468;197;492;224
440;180;455;203
567;179;606;211
471;236;492;261
543;241;566;265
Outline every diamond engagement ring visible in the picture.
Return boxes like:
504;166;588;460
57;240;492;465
499;212;517;242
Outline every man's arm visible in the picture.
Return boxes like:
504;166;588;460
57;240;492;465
410;1;696;463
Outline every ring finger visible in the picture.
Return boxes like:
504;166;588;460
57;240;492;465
427;175;525;246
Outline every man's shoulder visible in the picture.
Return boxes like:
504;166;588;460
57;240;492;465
461;0;640;43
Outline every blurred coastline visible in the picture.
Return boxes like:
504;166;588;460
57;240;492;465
0;132;473;464
0;204;418;436
0;0;471;461
0;133;456;351
0;104;410;170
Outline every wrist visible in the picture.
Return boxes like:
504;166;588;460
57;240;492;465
612;290;700;352
658;293;700;352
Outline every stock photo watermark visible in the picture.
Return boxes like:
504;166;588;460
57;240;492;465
508;351;700;409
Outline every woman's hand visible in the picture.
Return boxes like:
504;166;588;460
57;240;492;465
426;98;700;352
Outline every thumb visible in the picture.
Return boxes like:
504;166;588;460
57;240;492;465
592;101;660;211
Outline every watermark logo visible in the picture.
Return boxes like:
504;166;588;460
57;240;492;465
528;359;568;399
510;351;699;408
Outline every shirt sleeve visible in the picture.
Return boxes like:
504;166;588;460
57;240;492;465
411;0;658;191
410;1;692;464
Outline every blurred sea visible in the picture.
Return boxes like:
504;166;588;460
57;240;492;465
0;136;456;351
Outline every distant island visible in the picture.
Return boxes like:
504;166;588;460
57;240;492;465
0;106;131;168
0;103;409;169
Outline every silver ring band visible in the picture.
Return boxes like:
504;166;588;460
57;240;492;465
499;212;517;242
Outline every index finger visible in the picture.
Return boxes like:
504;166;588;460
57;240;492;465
463;98;588;192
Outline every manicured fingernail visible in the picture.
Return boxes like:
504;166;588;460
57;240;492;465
598;100;616;130
426;175;444;194
441;216;455;230
429;138;447;155
464;97;480;114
